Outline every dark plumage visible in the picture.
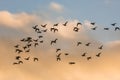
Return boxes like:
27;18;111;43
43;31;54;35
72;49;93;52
38;36;43;38
73;27;79;32
51;38;58;45
64;53;69;56
16;56;21;60
34;43;39;47
85;43;91;46
33;57;39;62
77;22;82;26
77;42;82;46
91;22;95;25
91;27;97;30
56;48;61;53
115;27;120;31
98;45;103;50
56;53;61;61
81;53;87;57
14;44;19;48
69;62;75;65
53;23;58;26
24;57;30;60
104;28;109;30
41;24;47;28
111;23;116;26
63;21;68;26
25;49;30;52
96;52;101;57
15;49;23;54
87;57;92;60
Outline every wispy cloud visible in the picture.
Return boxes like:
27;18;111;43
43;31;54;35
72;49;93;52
49;2;64;12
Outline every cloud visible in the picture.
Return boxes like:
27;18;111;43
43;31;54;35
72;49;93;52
0;11;37;28
0;10;120;80
49;2;63;12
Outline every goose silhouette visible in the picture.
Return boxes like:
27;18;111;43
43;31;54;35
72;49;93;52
63;21;68;26
91;27;97;30
14;44;19;48
104;28;109;30
77;22;82;26
115;27;120;31
51;38;58;45
91;22;95;25
24;57;30;60
16;56;21;60
111;23;116;26
33;57;39;62
85;43;91;46
56;53;61;61
41;24;47;28
16;49;23;54
96;52;101;57
69;62;75;65
81;53;87;57
73;27;79;32
56;48;61;53
53;23;59;26
98;45;103;50
77;42;82;46
87;56;92;60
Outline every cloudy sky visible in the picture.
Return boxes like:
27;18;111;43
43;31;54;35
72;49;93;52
0;0;120;80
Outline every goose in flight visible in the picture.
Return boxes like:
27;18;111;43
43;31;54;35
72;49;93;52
38;35;43;38
27;44;32;48
91;22;95;25
41;29;47;32
77;42;82;46
18;61;23;64
87;56;92;60
51;38;58;45
24;57;30;60
73;27;79;32
63;21;68;26
16;56;21;60
53;23;59;26
64;53;69;56
91;27;97;30
56;53;62;61
77;22;82;26
96;52;101;57
23;46;27;50
56;48;61;53
14;44;19;48
25;49;30;53
41;24;47;28
69;62;75;65
115;27;120;31
34;43;39;47
81;53;87;57
32;25;38;29
98;45;103;50
111;23;116;26
104;28;109;30
85;43;91;46
50;28;58;33
33;57;39;62
15;49;23;54
40;40;43;43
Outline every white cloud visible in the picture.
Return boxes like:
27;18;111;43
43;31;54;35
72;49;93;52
50;2;63;12
0;11;37;28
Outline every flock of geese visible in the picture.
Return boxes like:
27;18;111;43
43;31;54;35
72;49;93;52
13;21;120;65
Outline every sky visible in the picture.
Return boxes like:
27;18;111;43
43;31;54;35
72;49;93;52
0;0;120;80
